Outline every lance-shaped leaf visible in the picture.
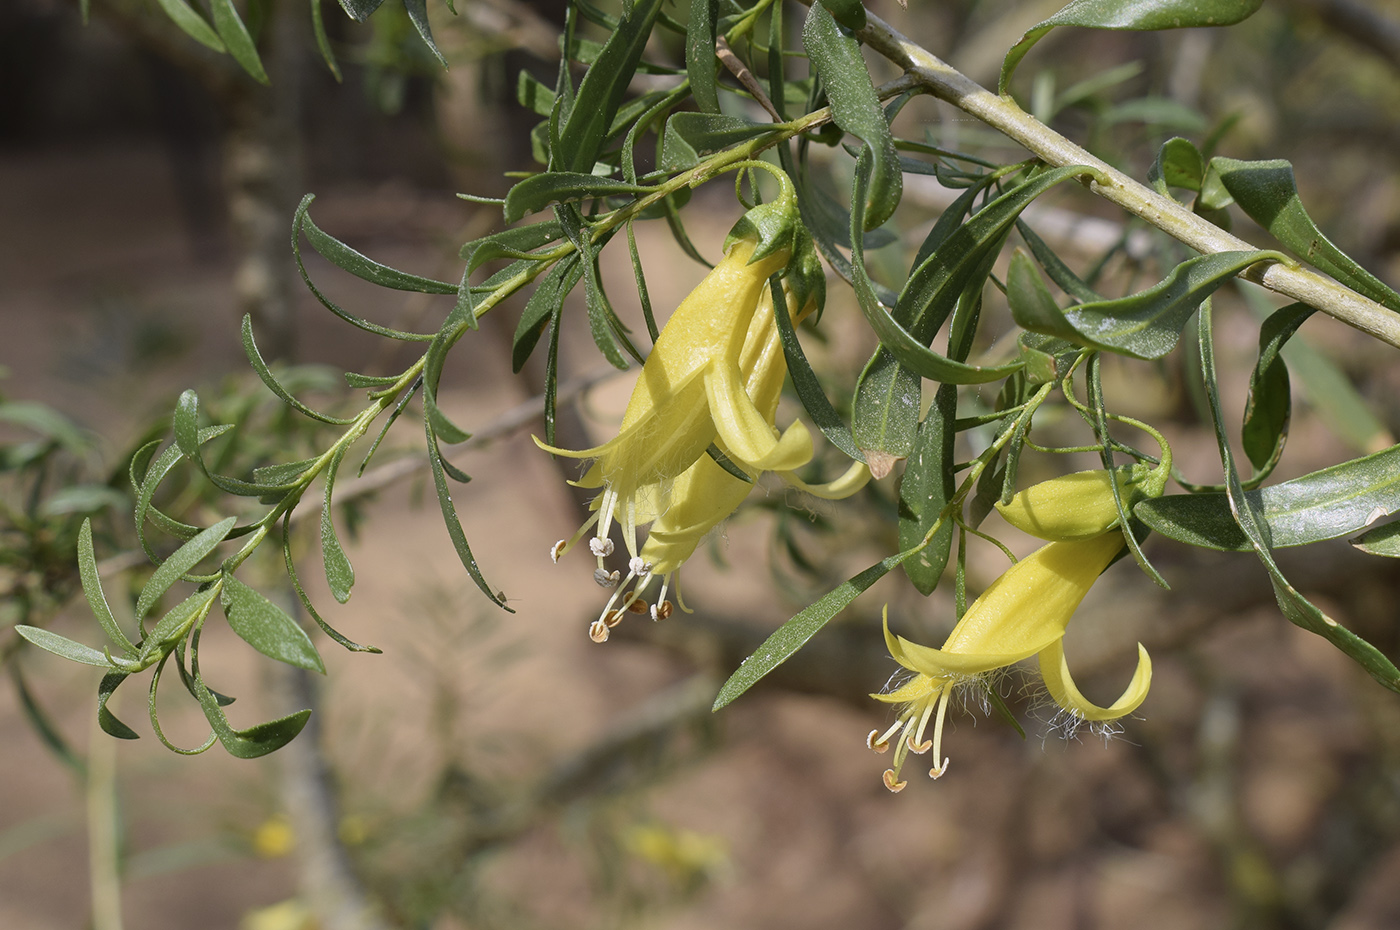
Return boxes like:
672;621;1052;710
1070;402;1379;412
154;0;226;51
98;671;140;740
1012;250;1282;360
770;278;863;462
1196;302;1400;693
554;0;665;173
513;255;583;373
320;448;355;604
1135;442;1400;551
221;575;326;673
1000;0;1264;95
135;517;236;623
898;384;957;595
803;2;901;230
403;0;447;67
208;0;268;84
140;587;219;664
503;174;652;225
816;0;866;31
296;195;456;294
15;626;117;668
1242;303;1312;474
713;547;917;710
78;518;136;655
1213;158;1400;314
686;0;720;113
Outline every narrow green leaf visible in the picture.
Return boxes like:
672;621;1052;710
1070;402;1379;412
15;626;116;668
292;197;437;342
713;547;916;710
686;0;720;113
153;0;226;51
1214;158;1400;314
1013;250;1281;360
627;222;658;342
133;427;233;560
899;384;956;595
1000;0;1263;95
282;516;380;653
242;316;356;425
208;0;269;84
1016;218;1103;303
426;419;513;610
1087;355;1168;588
770;277;863;461
135;517;236;622
1351;520;1400;558
1197;302;1400;693
98;672;141;740
518;71;556;117
1242;303;1311;473
514;256;582;373
462;221;565;271
659;113;776;171
221;575;326;673
78;519;136;655
1135;442;1400;551
321;448;355;604
803;2;901;230
296;195;456;293
403;0;447;66
310;0;342;81
554;0;665;173
503;174;651;225
852;350;919;475
192;668;311;759
344;372;402;389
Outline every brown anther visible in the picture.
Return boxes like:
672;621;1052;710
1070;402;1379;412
882;769;907;793
866;730;890;753
604;609;625;628
627;598;649;614
588;620;610;644
550;540;568;563
653;600;674;620
907;735;933;754
929;758;950;780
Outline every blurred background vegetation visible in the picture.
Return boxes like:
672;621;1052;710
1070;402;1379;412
3;0;1400;927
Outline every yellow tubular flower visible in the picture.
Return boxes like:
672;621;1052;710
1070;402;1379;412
588;284;871;642
869;531;1151;791
537;232;813;570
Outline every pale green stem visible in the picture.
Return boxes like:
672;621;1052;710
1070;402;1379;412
88;711;123;930
856;10;1400;351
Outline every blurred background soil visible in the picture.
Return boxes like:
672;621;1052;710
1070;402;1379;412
4;0;1400;928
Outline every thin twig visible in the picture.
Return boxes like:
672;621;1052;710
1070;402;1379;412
716;36;783;121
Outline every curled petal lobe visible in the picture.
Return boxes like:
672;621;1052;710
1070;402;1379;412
1040;640;1152;722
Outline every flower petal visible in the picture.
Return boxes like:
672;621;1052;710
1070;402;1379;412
1039;640;1152;721
894;633;1049;677
705;362;812;472
779;462;872;500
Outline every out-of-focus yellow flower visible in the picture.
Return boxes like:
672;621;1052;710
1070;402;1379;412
251;814;295;858
870;531;1151;790
584;282;869;642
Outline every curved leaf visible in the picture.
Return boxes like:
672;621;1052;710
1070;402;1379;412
1242;303;1311;473
1001;0;1263;95
1135;442;1400;551
1214;158;1400;314
1352;520;1400;558
154;0;226;52
78;519;136;655
898;383;956;595
15;626;116;668
503;174;652;225
1012;250;1281;360
686;0;720;113
803;1;901;230
208;0;268;84
1196;302;1400;693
